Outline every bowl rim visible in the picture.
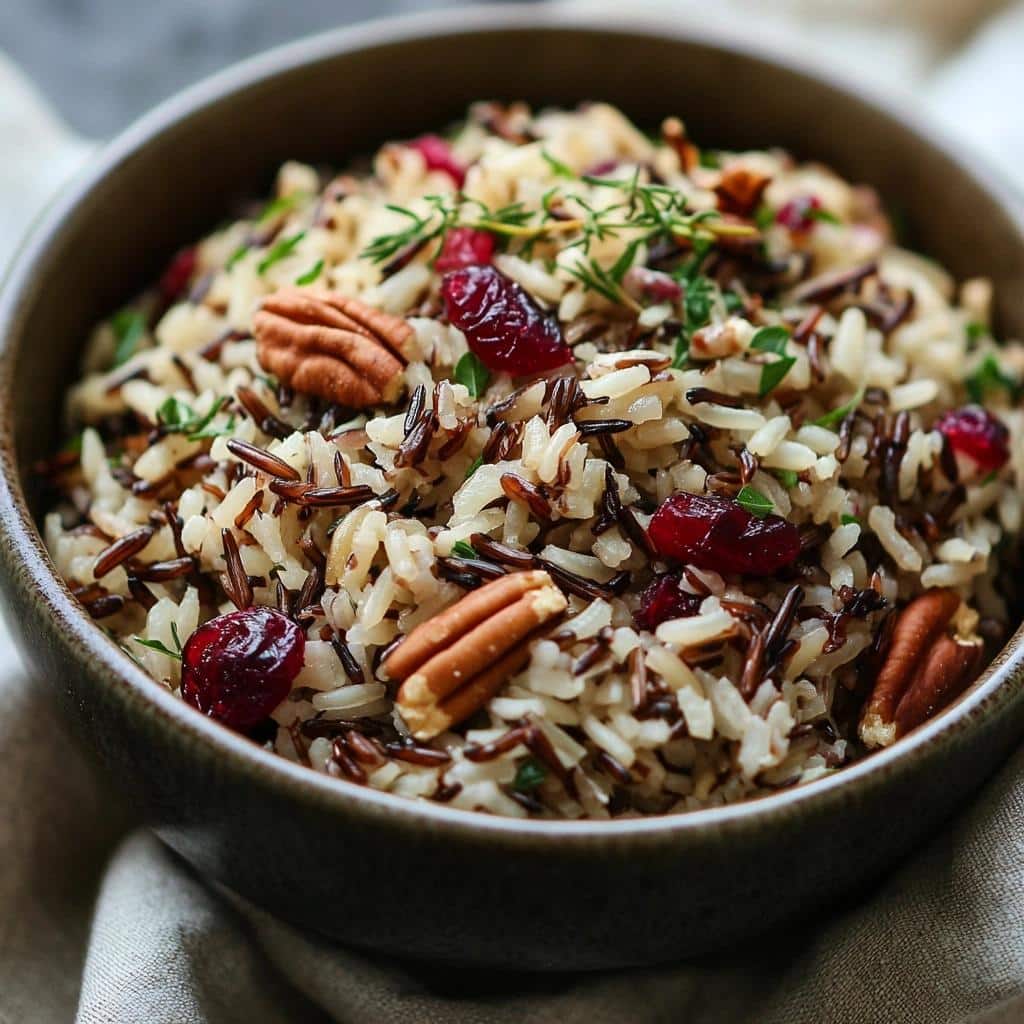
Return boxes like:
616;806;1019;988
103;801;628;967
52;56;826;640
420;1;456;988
2;3;1024;846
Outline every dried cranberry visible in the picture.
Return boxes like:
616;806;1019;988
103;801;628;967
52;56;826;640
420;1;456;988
441;265;573;375
584;158;620;177
408;135;466;188
623;266;682;304
159;247;197;304
434;227;495;272
776;195;822;233
935;405;1010;471
634;573;702;631
648;492;801;576
181;607;305;732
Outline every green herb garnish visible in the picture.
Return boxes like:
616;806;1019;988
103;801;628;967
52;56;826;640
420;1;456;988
360;180;756;297
156;396;193;428
736;485;773;518
464;455;483;479
840;514;861;526
454;352;491;398
750;325;790;355
513;758;547;792
133;634;182;661
814;389;864;428
775;469;799;489
295;259;324;286
722;290;744;313
671;329;690;370
226;245;249;271
759;356;796;397
259;192;311;222
451;540;478;560
258;231;306;275
754;205;776;231
966;354;1020;404
111;309;147;368
541;150;574;179
684;275;713;329
807;207;841;226
965;322;988;347
157;395;234;442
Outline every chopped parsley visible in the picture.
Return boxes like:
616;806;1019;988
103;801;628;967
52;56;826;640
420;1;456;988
258;191;311;222
111;309;147;368
464;455;483;479
774;469;799;489
258;231;306;275
513;758;547;792
814;389;864;428
749;325;790;355
840;514;861;526
294;259;324;286
226;244;249;271
754;205;776;231
157;395;235;442
540;149;574;179
966;354;1020;404
807;207;841;226
965;321;988;347
736;485;773;518
453;352;491;398
451;540;478;560
758;356;796;397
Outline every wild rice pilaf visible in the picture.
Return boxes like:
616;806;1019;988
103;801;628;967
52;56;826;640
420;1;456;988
42;103;1024;819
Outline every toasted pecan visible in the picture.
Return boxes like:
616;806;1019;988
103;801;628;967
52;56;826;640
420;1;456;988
253;288;414;408
859;588;981;748
384;570;567;739
893;634;983;737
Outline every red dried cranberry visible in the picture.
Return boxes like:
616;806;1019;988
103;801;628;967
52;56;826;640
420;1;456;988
181;607;305;732
623;266;682;304
434;227;495;272
159;247;197;304
584;158;620;177
634;574;702;631
408;135;466;187
441;265;573;375
648;492;801;576
935;405;1010;471
776;195;822;233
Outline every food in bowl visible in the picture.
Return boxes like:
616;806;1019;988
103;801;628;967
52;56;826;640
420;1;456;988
39;101;1023;819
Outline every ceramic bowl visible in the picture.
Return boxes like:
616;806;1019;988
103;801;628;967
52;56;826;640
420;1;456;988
2;7;1024;970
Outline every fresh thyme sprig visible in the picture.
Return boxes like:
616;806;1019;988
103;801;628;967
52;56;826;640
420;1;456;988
359;174;757;281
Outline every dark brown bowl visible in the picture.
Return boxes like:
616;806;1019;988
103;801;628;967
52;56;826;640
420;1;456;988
2;7;1024;971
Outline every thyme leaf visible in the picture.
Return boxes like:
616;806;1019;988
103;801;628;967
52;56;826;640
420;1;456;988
736;485;773;517
258;231;306;275
454;352;490;398
111;309;147;368
295;259;324;286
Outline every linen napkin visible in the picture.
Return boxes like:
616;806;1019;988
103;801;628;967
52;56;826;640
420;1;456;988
3;4;1024;1021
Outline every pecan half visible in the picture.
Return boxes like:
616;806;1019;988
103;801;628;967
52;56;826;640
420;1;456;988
384;570;567;739
859;588;983;748
253;288;414;407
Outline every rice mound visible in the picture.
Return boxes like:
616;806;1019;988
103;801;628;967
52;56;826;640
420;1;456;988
41;102;1024;819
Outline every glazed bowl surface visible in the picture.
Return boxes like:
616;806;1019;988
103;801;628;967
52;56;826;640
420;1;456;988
2;6;1024;970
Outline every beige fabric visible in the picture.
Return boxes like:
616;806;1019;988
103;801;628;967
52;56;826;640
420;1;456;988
3;653;1024;1024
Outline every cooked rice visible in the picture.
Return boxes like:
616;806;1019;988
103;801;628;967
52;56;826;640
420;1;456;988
40;101;1023;819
